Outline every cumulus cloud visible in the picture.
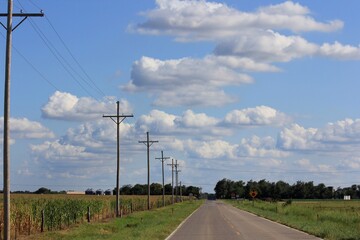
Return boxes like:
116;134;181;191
296;158;337;173
125;1;359;107
132;0;342;41
277;124;320;151
319;42;360;60
62;120;135;150
0;117;54;139
184;135;287;160
237;135;289;158
314;119;360;143
42;91;132;121
123;56;252;107
185;139;236;159
214;30;318;62
278;119;360;152
135;109;226;136
223;106;290;126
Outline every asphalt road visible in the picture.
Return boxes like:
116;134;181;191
167;201;322;240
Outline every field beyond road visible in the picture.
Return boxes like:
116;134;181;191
226;199;360;240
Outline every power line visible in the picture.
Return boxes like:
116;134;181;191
44;15;107;97
15;0;108;101
0;31;59;90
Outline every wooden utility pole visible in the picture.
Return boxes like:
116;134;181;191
155;151;170;207
1;3;43;239
139;132;158;210
175;160;180;202
167;159;176;205
180;181;182;202
103;101;133;217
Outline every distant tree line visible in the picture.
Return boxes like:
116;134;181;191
214;178;360;200
119;183;201;197
10;184;201;197
11;187;66;194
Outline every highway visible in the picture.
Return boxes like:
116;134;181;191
167;201;322;240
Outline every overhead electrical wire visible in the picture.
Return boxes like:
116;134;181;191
0;30;60;90
15;0;110;103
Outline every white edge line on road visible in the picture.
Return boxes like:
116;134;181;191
164;203;203;240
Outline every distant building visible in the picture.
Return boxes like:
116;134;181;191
85;188;96;195
96;189;104;195
66;190;85;195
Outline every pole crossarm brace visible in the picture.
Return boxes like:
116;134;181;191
0;12;44;31
103;114;134;124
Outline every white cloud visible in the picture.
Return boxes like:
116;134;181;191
125;1;360;108
123;56;252;107
223;106;290;126
0;117;54;139
42;91;132;121
63;120;135;150
176;109;219;127
296;158;337;173
184;135;287;159
136;109;177;133
214;30;318;62
211;55;280;72
278;119;360;152
314;119;360;143
319;42;360;60
133;0;342;41
185;139;236;159
237;135;288;158
277;124;319;151
341;157;360;170
135;109;225;137
31;140;95;162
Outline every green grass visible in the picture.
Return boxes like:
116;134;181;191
225;199;360;240
21;200;203;240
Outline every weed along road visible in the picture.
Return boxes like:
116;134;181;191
167;201;322;240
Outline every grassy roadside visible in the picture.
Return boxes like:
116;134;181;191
224;199;360;240
20;200;204;240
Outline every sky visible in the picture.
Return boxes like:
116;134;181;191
0;0;360;193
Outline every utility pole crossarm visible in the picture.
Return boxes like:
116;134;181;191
0;12;44;31
0;13;44;17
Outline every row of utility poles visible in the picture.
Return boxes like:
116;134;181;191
1;2;183;239
104;104;184;217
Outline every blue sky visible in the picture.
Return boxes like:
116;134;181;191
1;0;360;193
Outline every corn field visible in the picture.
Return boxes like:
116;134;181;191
0;194;175;239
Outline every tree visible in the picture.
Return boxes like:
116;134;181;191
34;187;51;194
185;186;201;197
214;178;231;199
150;183;162;195
131;184;146;195
164;183;172;195
120;185;132;195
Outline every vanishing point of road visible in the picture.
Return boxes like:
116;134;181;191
167;200;322;240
